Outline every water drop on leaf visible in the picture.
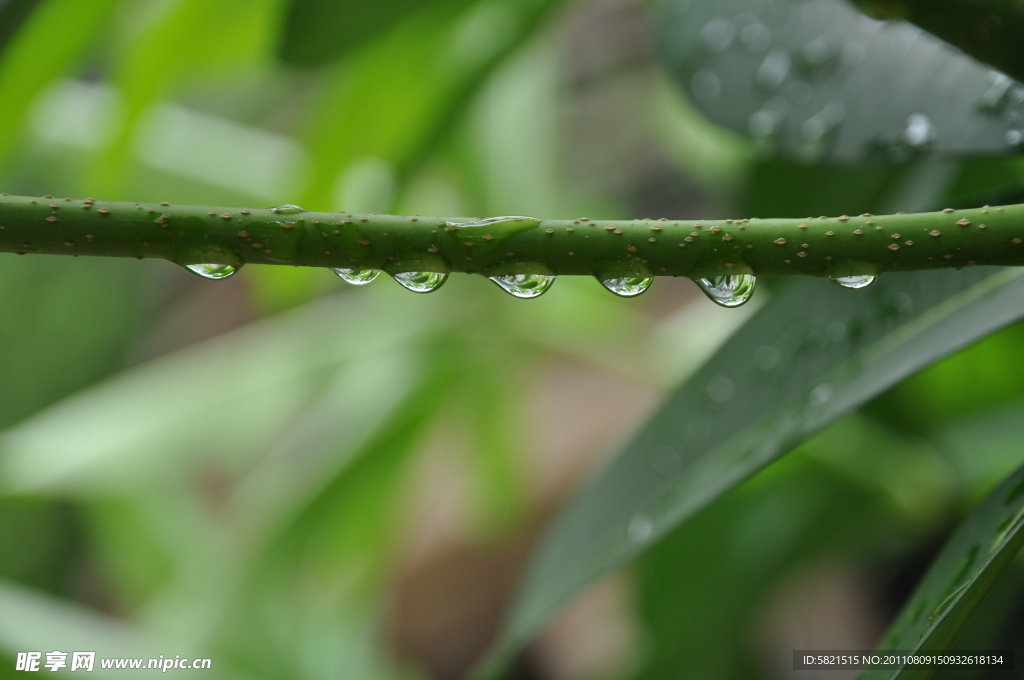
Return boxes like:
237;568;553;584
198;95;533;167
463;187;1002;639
599;276;653;297
489;273;556;299
696;275;756;307
334;268;380;285
627;513;654;544
832;274;876;289
185;263;241;280
393;271;448;294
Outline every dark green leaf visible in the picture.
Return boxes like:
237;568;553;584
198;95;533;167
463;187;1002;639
858;460;1024;680
278;0;473;66
0;0;40;57
655;0;1024;163
482;266;1024;674
854;0;1024;83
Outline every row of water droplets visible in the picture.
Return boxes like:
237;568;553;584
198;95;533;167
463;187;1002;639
183;206;877;304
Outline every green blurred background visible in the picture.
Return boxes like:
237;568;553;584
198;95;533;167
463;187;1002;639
2;0;1024;678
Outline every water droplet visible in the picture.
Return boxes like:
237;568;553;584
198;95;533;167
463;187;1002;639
832;274;875;289
701;18;736;52
185;263;241;280
334;268;380;285
1006;129;1024;148
892;292;914;314
903;114;936;148
691;69;722;100
707;375;735;403
756;50;790;89
599;276;653;297
393;271;448;293
752;344;780;370
739;22;772;52
627;513;654;543
269;204;306;214
808;383;832;406
696;275;756;307
489;273;555;299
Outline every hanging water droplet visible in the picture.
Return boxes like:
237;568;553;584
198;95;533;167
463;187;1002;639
739;22;772;52
489;273;555;299
756;50;790;89
334;268;380;285
269;204;306;214
696;275;756;307
832;274;875;289
393;271;448;293
599;276;653;297
627;513;654;544
701;17;736;52
185;263;241;280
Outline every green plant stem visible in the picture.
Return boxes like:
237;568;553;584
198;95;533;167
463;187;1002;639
2;194;1024;280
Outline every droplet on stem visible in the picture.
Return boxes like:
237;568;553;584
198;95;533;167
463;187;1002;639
334;268;380;285
185;263;242;280
599;277;653;297
393;271;448;293
695;275;756;307
489;273;556;299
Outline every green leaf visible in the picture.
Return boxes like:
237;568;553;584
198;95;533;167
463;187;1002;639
0;0;120;165
482;266;1024;674
853;0;1024;83
0;0;40;56
296;0;561;208
278;0;473;66
858;459;1024;680
654;0;1024;163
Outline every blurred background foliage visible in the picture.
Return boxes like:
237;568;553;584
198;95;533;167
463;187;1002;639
1;0;1024;678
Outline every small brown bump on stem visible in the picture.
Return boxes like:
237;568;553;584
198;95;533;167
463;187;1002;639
649;237;657;242
710;226;722;233
774;238;787;245
614;229;622;234
627;246;638;253
979;224;987;229
545;228;554;234
957;218;971;226
46;216;57;223
98;208;110;215
221;213;232;220
853;229;863;235
240;209;250;215
943;208;955;213
889;243;900;251
359;239;371;246
208;211;216;216
838;215;849;221
723;235;733;242
905;240;914;246
160;202;170;206
826;231;835;236
799;224;808;229
930;230;941;237
891;233;901;239
944;254;954;259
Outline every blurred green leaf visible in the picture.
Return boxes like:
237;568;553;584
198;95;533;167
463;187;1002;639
854;0;1024;83
279;0;473;66
654;0;1024;163
297;0;561;208
484;266;1024;673
0;0;120;165
0;257;142;429
0;0;40;56
635;453;894;680
859;460;1024;680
